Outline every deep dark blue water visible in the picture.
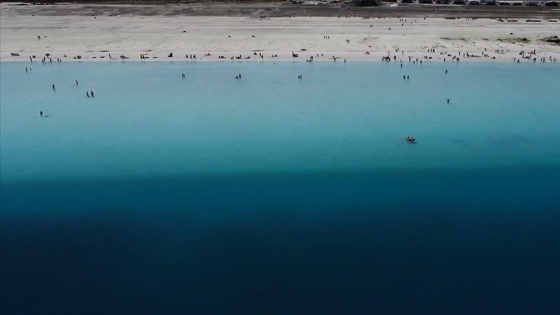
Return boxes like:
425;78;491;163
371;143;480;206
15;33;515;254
2;168;560;314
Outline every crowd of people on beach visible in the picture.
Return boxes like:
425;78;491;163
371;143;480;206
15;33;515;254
15;12;559;65
131;43;558;64
34;49;537;64
21;44;558;65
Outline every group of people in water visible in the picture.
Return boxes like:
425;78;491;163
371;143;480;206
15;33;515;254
39;78;96;117
50;81;94;98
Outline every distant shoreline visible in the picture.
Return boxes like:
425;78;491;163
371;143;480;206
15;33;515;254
1;2;559;63
4;1;560;18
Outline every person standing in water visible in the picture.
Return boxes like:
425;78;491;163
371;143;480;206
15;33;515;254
75;80;79;86
90;90;94;97
52;84;55;91
40;111;43;117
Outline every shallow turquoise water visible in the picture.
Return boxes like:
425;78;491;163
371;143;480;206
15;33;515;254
1;61;560;314
2;61;559;181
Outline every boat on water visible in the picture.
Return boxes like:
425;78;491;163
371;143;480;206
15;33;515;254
405;136;416;142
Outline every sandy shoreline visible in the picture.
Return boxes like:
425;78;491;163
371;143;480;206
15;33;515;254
1;2;559;63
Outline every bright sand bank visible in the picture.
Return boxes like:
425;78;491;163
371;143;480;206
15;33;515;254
1;2;559;63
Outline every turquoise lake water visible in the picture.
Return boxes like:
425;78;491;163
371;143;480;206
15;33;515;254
1;61;560;314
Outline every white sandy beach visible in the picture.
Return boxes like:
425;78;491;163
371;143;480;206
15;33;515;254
1;2;559;63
